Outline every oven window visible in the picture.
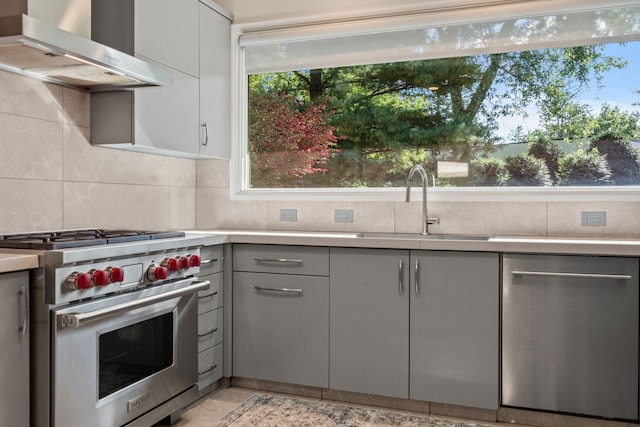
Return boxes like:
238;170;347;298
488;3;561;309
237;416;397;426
98;313;173;399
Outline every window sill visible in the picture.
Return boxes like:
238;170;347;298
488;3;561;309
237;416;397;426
230;186;640;202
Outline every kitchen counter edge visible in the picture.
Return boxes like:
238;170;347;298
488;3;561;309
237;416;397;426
0;252;40;273
185;230;640;257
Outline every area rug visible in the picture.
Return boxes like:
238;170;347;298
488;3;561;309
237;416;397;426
216;393;493;427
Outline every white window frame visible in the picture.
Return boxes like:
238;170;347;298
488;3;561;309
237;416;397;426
230;0;640;202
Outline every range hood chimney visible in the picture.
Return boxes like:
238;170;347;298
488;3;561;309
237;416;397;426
0;0;170;91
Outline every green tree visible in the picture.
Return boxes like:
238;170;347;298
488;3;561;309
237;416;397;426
590;136;640;185
557;149;612;185
591;104;640;140
527;137;563;183
503;155;552;186
470;158;507;186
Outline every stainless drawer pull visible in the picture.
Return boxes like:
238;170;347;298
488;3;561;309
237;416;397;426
198;327;218;338
254;286;303;294
511;270;632;280
398;259;404;293
254;258;303;264
415;259;420;294
198;364;218;375
198;291;218;299
200;258;218;265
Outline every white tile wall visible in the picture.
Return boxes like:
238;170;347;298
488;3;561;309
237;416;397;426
0;70;196;234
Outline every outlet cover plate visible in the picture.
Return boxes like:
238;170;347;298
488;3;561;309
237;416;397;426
335;209;353;223
581;211;606;226
280;209;297;222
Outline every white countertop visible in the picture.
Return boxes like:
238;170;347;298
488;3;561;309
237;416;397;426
186;230;640;257
0;253;39;273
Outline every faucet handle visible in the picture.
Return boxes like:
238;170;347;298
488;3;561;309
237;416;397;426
427;217;440;225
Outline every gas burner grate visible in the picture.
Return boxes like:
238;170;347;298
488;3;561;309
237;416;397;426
0;229;186;250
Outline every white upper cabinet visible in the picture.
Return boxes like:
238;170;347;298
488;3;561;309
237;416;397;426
135;0;200;77
91;0;232;159
199;2;231;159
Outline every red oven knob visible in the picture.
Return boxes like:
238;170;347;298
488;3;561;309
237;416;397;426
147;265;168;281
92;269;110;287
69;272;92;290
178;256;190;269
108;266;125;283
162;257;180;272
189;254;201;267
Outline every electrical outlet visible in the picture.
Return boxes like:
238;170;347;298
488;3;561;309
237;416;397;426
280;209;297;222
335;209;353;223
581;211;606;226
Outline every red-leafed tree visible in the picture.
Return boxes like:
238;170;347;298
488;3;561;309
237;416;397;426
249;92;341;187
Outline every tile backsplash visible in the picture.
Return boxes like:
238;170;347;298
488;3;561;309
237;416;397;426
0;70;195;233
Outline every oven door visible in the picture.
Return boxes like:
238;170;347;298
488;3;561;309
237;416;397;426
52;278;209;427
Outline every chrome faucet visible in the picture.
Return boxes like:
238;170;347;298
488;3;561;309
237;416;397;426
406;165;439;235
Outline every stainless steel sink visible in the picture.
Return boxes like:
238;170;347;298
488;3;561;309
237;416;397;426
358;232;491;241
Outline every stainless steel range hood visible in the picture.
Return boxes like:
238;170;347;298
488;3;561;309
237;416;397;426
0;13;170;91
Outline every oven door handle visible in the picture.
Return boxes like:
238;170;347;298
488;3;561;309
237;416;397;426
57;279;211;329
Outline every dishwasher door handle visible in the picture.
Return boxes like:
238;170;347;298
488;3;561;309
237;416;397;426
511;270;632;280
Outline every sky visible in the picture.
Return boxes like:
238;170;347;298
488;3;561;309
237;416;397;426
495;41;640;142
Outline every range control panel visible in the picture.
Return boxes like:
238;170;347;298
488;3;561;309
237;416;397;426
51;248;201;305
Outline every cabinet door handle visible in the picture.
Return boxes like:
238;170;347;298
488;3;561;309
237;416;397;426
398;259;404;293
254;286;303;295
254;258;303;264
200;258;218;265
415;260;420;294
511;270;632;280
198;364;218;375
198;291;218;299
202;122;209;146
198;327;219;338
19;286;28;336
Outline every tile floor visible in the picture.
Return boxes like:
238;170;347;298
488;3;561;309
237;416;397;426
170;387;525;427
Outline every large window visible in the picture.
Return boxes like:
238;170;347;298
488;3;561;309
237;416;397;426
236;2;640;194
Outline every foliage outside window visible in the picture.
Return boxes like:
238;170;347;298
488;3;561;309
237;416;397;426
242;6;640;190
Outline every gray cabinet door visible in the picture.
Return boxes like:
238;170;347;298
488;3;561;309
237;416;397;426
330;248;410;399
410;251;499;410
199;3;231;159
233;272;329;387
0;271;29;427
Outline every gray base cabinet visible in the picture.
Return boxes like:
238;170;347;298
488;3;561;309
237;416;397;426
232;244;330;388
0;271;29;427
330;248;410;398
410;251;499;410
329;248;499;409
233;272;329;387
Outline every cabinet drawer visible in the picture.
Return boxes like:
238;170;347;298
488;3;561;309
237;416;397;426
200;245;224;276
198;272;222;314
198;343;223;390
233;244;329;276
233;272;329;387
198;308;223;352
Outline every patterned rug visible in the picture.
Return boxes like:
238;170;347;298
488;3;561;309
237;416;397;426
216;393;494;427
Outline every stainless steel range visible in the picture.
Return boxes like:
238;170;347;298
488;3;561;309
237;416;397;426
0;229;208;427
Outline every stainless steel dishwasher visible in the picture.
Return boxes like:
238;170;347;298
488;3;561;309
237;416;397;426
502;253;639;421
